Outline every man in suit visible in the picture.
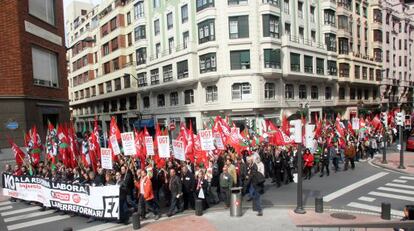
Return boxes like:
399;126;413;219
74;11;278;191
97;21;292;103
181;166;195;210
167;169;182;217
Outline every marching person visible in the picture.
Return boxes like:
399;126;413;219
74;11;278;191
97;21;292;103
219;166;233;209
344;141;356;171
135;169;160;220
167;169;182;217
303;149;314;180
319;147;330;177
246;156;264;216
195;170;209;210
181;165;195;210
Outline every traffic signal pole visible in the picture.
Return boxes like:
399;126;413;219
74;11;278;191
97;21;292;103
294;144;305;214
382;130;387;164
398;125;405;169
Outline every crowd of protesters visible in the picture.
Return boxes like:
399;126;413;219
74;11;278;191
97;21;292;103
2;123;389;225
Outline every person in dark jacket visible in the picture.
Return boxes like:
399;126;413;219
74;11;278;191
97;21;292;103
116;171;129;224
167;169;182;217
181;166;195;210
219;166;233;208
320;147;330;177
246;156;264;216
272;148;283;187
195;171;209;210
121;164;137;212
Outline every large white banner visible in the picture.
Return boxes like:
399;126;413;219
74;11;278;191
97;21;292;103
109;135;121;155
157;136;170;158
213;132;225;150
172;140;185;161
199;130;215;151
100;148;113;170
2;174;119;219
121;132;136;156
144;136;154;156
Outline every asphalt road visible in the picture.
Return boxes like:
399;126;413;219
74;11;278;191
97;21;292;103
0;155;412;231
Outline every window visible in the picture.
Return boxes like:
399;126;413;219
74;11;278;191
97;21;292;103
32;46;59;87
304;56;313;73
325;87;332;100
183;31;189;49
134;25;146;41
112;58;119;71
170;92;179;106
285;84;294;99
111;38;118;51
136;48;146;65
167;12;173;30
290;53;300;72
339;87;345;100
229;16;249;39
106;81;112;93
103;43;109;56
263;0;280;6
155;43;161;58
157;94;165;107
283;0;289;14
230;50;250;70
99;84;104;94
181;5;188;23
232;83;252;100
137;72;147;87
110;17;117;31
298;1;303;18
229;0;248;4
143;96;150;108
324;9;335;26
310;6;315;23
264;83;275;99
316;58;324;75
354;65;360;79
339;63;350;77
127;12;131;25
328;60;337;76
311;86;318;100
154;19;160;35
153;0;160;8
325;33;336;51
29;0;55;25
168;37;174;54
263;14;280;38
184;90;194;104
177;60;188;79
199;53;217;73
115;78;121;91
127;33;132;46
299;85;307;99
364;89;369;100
338;38;349;54
197;0;214;12
151;69;159;85
163;65;173;82
134;2;144;19
111;100;117;112
198;19;215;44
285;23;291;36
206;86;218;102
263;49;281;69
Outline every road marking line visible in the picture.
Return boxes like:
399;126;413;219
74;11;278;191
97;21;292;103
400;176;414;180
386;183;414;190
358;196;376;202
393;179;407;183
0;206;12;211
323;172;389;202
1;207;39;216
77;222;124;231
368;191;414;202
0;201;12;206
7;215;70;231
347;202;404;217
4;210;55;223
377;187;414;195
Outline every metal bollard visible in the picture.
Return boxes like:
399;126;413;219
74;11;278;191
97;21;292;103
315;197;323;213
195;199;203;216
63;228;73;231
132;212;141;230
381;202;391;220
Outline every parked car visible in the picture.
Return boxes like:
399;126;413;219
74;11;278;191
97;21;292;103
406;135;414;151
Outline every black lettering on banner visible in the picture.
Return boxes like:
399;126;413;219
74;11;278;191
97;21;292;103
103;196;119;219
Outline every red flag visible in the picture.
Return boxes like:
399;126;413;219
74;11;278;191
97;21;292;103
281;114;290;136
30;126;41;166
371;115;383;131
110;116;121;141
7;136;26;166
314;114;322;138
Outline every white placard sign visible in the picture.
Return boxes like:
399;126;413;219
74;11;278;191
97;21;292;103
199;130;215;151
109;135;121;155
157;136;170;158
172;140;185;161
144;136;154;156
100;148;113;170
121;132;136;156
352;118;360;130
213;132;225;150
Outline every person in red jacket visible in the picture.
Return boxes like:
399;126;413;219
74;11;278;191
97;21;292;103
135;169;161;220
303;149;314;180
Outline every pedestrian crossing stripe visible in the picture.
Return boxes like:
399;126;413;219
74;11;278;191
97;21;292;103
7;214;70;231
0;206;12;211
0;201;12;206
368;191;414;202
377;186;414;195
399;176;414;181
392;179;407;183
1;207;39;216
347;202;404;217
357;196;375;202
385;183;414;190
4;210;55;223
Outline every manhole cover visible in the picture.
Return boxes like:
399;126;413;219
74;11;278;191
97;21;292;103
330;213;356;220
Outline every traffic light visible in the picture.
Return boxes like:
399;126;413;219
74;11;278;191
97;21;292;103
395;112;404;126
289;119;302;143
380;112;388;128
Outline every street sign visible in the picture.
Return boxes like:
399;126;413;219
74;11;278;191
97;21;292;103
397;144;401;151
169;122;176;130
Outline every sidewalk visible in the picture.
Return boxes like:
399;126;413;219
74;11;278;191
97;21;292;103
114;208;396;231
371;150;414;175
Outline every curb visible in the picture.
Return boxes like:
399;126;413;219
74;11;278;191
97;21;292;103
369;158;414;176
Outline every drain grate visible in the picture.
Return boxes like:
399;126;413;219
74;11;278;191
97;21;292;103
330;213;357;220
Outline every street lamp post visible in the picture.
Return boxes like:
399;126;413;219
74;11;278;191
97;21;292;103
294;103;308;214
